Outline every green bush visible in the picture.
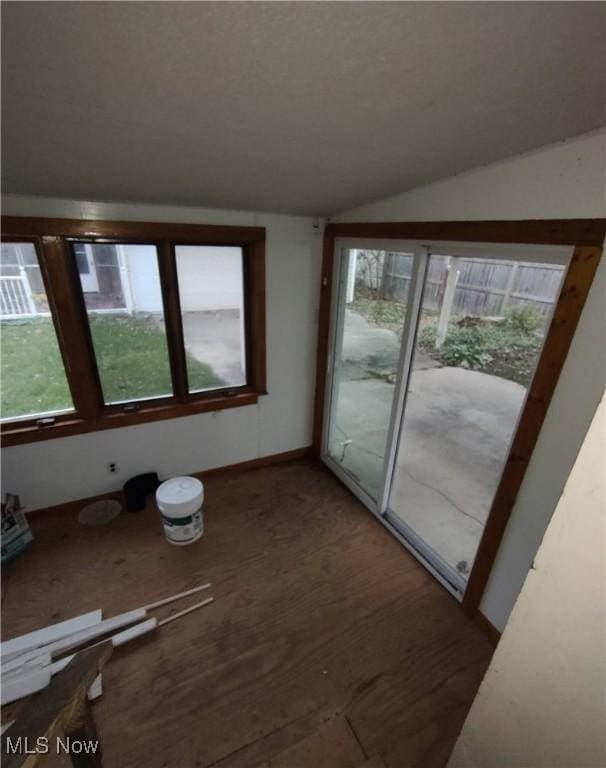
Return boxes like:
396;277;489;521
417;323;437;348
504;305;543;335
417;317;543;386
439;327;495;369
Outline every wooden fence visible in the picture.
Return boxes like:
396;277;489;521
360;253;564;318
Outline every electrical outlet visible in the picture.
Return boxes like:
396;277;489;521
107;462;118;474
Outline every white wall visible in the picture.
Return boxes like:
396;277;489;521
92;244;243;313
338;129;606;222
175;246;243;312
0;195;322;510
336;129;606;631
448;394;605;768
123;245;164;313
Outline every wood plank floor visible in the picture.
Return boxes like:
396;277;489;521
1;459;494;767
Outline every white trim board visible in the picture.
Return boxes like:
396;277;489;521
1;609;102;660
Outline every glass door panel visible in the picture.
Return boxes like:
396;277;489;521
326;247;417;502
386;250;566;586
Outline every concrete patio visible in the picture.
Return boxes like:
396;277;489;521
181;309;245;386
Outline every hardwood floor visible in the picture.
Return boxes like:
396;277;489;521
1;459;494;767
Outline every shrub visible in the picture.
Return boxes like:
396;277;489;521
417;315;543;386
439;327;494;369
504;305;543;335
417;323;437;349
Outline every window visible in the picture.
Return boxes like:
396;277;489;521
175;245;247;391
72;243;173;405
0;218;266;444
0;242;74;421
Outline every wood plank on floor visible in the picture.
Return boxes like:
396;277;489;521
355;757;387;768
252;715;365;768
1;459;493;768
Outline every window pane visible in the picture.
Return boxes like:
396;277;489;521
74;244;90;275
1;242;73;420
72;243;173;405
327;249;415;500
175;245;246;392
388;252;566;581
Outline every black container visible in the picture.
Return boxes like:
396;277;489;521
123;472;160;513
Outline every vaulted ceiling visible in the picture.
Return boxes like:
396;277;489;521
2;2;605;215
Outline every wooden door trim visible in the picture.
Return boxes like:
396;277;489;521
325;219;606;246
313;219;605;614
462;243;602;610
312;233;336;453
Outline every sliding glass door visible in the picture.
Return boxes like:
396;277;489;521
323;239;570;598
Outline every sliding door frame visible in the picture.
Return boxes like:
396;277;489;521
313;219;605;615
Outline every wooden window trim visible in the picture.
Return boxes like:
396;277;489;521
1;217;266;243
313;219;605;615
323;219;606;246
1;216;266;446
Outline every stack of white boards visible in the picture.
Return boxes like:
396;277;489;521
0;583;214;706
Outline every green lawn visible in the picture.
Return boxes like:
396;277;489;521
1;318;73;419
1;315;224;418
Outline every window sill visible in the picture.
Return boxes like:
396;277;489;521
1;390;261;446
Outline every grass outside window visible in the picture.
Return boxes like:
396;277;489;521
1;316;225;417
1;318;73;419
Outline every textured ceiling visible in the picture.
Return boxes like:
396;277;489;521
2;2;605;216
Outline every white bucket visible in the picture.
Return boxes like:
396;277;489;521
156;476;204;546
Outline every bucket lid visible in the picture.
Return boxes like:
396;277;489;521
156;476;204;515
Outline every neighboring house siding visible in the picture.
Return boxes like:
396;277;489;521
176;246;244;313
124;245;164;313
1;243;244;317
